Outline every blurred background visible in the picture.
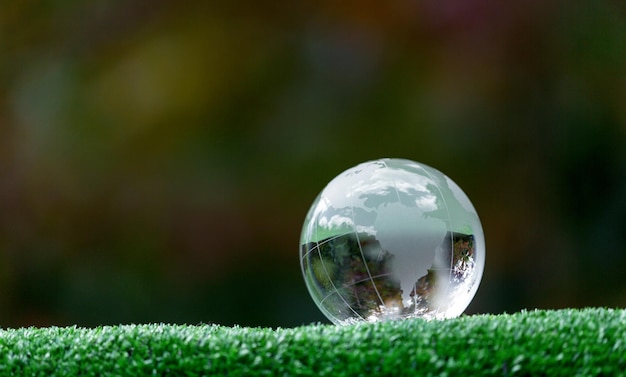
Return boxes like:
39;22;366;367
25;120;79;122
1;0;625;328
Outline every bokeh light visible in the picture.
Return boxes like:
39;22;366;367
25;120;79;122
0;0;625;327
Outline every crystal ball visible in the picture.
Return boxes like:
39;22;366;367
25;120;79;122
300;158;485;325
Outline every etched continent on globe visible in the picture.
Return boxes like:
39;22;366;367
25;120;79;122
300;158;485;325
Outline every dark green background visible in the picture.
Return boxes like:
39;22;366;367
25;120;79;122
1;1;625;328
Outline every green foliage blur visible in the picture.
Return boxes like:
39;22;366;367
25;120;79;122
1;1;625;328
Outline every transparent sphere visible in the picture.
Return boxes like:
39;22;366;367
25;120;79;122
300;158;485;325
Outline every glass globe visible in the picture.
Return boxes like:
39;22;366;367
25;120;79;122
300;158;485;325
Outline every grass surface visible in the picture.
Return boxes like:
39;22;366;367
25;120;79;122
0;308;624;376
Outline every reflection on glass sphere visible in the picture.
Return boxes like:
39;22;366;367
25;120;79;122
300;158;485;325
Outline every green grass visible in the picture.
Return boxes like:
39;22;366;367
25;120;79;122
0;308;624;376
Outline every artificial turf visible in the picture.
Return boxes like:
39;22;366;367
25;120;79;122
0;308;624;376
